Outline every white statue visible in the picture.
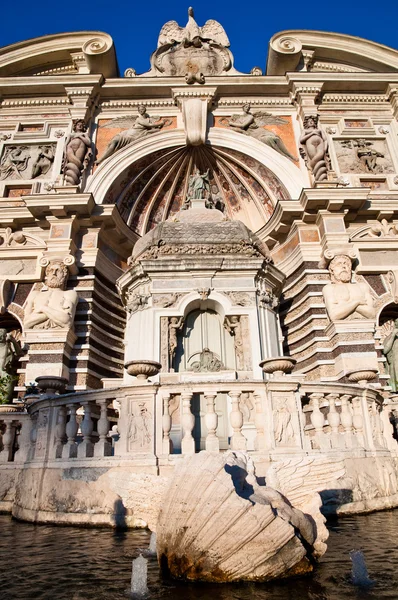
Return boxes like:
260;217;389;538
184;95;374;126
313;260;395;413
157;7;230;48
24;261;78;330
322;255;375;321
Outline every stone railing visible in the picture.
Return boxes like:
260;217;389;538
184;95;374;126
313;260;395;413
300;383;389;454
3;378;396;467
0;412;31;463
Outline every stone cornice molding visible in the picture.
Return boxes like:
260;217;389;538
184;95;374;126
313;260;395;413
267;30;398;75
0;32;118;78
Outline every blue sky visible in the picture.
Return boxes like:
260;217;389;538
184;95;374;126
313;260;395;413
0;0;397;75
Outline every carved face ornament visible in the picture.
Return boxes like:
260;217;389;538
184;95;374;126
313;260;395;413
329;256;352;284
45;262;68;289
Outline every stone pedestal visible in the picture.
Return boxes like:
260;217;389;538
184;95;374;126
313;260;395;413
24;328;76;386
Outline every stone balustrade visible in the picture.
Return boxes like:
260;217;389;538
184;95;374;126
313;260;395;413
4;379;396;467
0;413;31;463
300;383;390;454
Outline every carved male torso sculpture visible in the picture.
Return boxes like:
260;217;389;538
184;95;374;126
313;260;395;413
24;261;78;330
322;255;375;321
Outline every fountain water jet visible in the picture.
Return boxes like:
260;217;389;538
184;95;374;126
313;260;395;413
131;554;148;597
350;550;375;586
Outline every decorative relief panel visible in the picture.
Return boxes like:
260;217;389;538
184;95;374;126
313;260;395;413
127;398;153;452
0;143;56;181
334;139;394;174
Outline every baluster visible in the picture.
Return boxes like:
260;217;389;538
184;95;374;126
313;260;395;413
28;414;38;461
352;396;364;447
340;394;353;448
229;391;246;451
161;393;173;455
181;392;195;454
253;391;266;450
377;403;386;448
204;392;219;452
14;418;31;463
309;393;327;450
78;401;94;458
327;393;341;448
54;406;67;459
64;404;79;458
0;421;14;463
95;397;112;457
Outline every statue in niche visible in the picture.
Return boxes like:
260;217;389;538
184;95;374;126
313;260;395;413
63;120;92;185
95;105;168;165
31;146;55;179
299;115;329;181
322;255;375;321
273;397;295;446
224;315;244;371
188;169;211;200
168;316;183;369
190;348;224;372
128;402;152;449
220;104;297;162
382;318;398;392
0;328;23;402
0;146;30;180
24;261;78;330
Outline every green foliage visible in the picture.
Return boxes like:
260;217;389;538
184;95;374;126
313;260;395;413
0;374;17;405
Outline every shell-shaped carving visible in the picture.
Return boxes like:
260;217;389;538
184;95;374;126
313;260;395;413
156;451;325;582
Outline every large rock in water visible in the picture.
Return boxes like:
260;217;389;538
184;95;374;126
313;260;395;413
156;451;330;582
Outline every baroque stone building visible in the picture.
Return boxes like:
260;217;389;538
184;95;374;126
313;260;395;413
1;13;398;527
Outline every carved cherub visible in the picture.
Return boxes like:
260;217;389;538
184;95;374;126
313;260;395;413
220;104;297;161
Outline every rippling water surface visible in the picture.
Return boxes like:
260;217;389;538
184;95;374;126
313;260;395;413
0;511;397;600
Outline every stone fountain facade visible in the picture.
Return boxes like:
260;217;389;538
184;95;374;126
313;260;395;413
0;13;398;529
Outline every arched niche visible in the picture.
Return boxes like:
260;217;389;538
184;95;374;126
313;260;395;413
86;128;307;236
174;308;235;373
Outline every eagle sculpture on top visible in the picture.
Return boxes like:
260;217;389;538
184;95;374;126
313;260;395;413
157;7;230;48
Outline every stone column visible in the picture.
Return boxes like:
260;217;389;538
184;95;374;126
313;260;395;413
181;392;195;455
229;391;246;451
204;392;219;452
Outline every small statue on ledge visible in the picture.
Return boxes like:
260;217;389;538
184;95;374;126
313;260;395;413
63;120;92;186
95;105;167;165
0;328;23;403
220;104;297;162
